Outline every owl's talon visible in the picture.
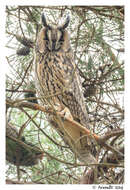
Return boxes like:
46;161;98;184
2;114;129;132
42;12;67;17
60;107;73;120
44;105;52;112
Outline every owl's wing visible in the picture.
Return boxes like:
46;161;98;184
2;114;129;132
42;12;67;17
60;53;90;129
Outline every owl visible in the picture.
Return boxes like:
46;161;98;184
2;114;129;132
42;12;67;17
34;13;97;164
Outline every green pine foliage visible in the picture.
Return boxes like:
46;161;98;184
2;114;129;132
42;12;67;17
6;6;124;184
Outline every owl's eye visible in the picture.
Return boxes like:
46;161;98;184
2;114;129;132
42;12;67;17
59;40;64;45
43;37;48;41
59;32;64;42
59;38;64;42
44;29;49;41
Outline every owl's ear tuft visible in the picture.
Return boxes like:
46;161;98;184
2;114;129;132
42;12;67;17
59;16;70;30
41;13;51;29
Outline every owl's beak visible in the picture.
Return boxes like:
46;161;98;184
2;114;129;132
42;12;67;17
52;41;56;51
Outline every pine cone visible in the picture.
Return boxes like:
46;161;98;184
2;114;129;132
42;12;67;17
24;91;38;104
16;46;30;56
6;123;44;166
6;137;44;166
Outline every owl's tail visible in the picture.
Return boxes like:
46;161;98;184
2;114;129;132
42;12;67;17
49;111;98;164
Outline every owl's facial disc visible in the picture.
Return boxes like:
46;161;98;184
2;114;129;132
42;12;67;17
45;28;64;52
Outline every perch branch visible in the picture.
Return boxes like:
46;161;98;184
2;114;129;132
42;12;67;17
6;98;124;156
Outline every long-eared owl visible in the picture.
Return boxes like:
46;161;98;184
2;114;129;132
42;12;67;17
34;13;97;164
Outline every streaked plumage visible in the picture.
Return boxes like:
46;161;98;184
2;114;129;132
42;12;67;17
34;13;97;164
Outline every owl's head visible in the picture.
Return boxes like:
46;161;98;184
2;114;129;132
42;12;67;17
36;13;71;53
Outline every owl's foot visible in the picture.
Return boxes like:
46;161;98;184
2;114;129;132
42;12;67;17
60;107;73;120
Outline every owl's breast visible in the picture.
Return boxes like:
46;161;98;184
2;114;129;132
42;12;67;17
36;52;73;92
35;52;75;109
